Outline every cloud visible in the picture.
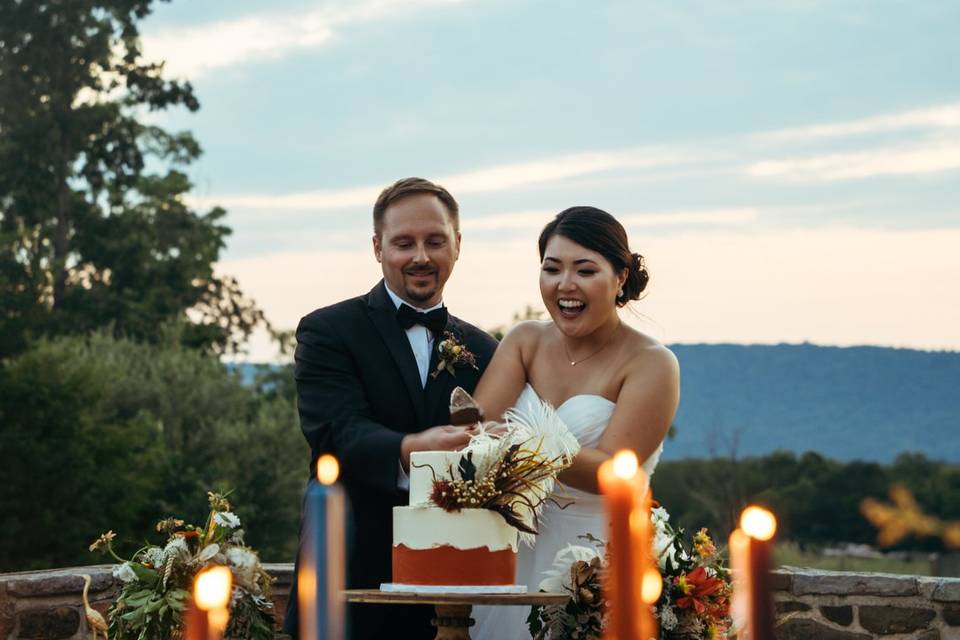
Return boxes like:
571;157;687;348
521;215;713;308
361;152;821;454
194;101;960;216
142;0;464;79
221;226;960;362
189;146;694;212
747;137;960;181
757;102;960;142
464;208;759;232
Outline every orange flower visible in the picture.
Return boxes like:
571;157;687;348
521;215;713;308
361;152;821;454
693;527;717;558
674;566;725;615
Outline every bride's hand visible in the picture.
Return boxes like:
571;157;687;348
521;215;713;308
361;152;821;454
481;421;509;437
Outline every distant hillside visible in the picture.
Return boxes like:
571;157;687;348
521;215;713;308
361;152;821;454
666;344;960;463
234;343;960;463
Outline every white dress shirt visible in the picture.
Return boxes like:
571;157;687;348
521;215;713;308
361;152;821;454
384;284;445;490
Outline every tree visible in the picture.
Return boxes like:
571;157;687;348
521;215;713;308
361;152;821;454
0;332;305;571
0;0;278;357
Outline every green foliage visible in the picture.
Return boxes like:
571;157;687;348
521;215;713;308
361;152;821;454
0;0;278;357
0;332;305;572
652;451;960;552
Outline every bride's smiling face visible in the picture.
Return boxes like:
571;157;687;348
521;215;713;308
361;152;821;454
539;234;624;337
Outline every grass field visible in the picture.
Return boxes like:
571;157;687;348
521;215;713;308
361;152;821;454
774;542;933;576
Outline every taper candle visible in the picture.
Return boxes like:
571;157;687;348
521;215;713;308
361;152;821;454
298;454;346;640
733;506;777;640
598;450;656;640
191;565;232;640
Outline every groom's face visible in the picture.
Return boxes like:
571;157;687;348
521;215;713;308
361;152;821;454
373;193;461;308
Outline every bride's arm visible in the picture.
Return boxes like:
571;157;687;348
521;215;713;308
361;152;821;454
558;345;679;494
472;321;540;421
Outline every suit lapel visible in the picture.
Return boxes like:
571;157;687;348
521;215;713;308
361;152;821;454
366;281;427;424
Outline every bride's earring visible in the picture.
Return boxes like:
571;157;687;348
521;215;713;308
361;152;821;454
617;286;624;300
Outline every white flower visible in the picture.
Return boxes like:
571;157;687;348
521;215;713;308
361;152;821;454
163;536;189;559
197;543;220;562
537;544;602;592
214;511;241;529
658;604;679;631
654;527;677;570
143;547;165;568
226;546;260;592
229;528;245;544
651;505;670;525
112;562;137;583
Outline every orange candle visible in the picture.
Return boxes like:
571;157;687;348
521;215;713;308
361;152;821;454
730;506;777;640
191;565;232;640
598;450;656;640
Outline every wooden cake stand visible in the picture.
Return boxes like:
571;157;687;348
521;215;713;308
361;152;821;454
345;589;569;640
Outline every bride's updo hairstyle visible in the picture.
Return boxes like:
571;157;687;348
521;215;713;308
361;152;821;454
538;206;649;307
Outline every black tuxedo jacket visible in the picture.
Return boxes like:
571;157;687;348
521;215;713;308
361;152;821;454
283;281;497;640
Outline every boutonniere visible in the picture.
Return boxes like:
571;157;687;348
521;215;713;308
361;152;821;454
431;330;479;379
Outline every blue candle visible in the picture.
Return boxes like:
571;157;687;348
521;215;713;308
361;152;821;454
298;454;346;640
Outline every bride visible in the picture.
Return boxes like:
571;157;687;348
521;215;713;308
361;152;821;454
470;206;680;639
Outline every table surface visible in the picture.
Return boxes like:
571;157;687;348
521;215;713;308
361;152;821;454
344;589;569;606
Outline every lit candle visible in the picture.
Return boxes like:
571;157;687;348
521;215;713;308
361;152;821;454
298;454;346;640
190;565;232;640
730;506;777;640
598;450;657;640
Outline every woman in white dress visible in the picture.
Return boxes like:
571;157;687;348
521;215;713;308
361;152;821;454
470;206;680;639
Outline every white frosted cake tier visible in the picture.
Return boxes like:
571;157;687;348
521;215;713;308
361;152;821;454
393;505;518;552
408;450;465;505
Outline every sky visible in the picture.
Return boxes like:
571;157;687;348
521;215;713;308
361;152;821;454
138;0;960;362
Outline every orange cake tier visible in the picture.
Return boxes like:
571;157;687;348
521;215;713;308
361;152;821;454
392;543;517;585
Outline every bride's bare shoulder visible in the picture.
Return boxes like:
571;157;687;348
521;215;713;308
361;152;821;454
620;327;679;381
501;320;552;349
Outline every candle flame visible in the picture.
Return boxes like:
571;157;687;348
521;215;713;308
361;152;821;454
641;567;662;603
740;506;777;541
194;565;232;611
317;454;340;485
611;450;639;480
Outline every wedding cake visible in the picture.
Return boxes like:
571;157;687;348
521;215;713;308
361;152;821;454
391;451;520;589
382;387;581;593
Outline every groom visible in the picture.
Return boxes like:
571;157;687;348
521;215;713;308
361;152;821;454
283;177;498;640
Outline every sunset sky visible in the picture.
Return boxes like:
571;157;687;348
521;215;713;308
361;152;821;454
140;0;960;361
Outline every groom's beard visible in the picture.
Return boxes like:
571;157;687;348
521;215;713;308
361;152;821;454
404;268;440;304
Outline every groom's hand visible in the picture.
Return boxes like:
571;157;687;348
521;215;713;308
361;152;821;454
400;425;475;471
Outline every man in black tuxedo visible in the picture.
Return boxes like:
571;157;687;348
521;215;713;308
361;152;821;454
283;177;498;640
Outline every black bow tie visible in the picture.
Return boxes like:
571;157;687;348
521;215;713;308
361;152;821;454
396;303;448;335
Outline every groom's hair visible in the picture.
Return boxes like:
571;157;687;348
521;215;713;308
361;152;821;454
373;177;459;237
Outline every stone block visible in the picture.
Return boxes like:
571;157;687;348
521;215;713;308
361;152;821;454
0;585;15;640
7;570;113;597
915;630;940;640
932;580;960;602
776;600;811;614
858;605;936;634
775;618;870;640
943;603;960;626
820;605;853;626
770;571;793;591
790;570;918;596
17;606;80;639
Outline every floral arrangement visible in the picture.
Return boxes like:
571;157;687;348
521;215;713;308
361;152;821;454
89;491;275;640
431;330;479;379
527;506;733;639
423;390;581;544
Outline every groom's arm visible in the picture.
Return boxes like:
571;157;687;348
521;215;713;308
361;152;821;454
295;313;407;495
295;312;475;495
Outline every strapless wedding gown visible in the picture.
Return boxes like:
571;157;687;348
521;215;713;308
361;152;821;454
472;383;662;640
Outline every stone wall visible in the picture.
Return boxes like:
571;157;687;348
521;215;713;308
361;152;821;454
772;568;960;639
2;565;959;638
0;564;292;640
